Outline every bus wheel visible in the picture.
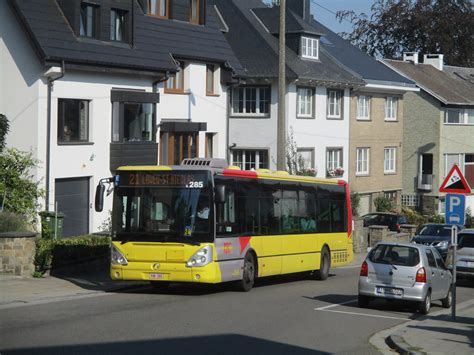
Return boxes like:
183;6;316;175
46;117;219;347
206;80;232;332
237;252;256;292
314;247;330;280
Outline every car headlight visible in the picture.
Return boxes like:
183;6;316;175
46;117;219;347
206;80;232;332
437;240;449;248
186;245;213;267
111;245;128;265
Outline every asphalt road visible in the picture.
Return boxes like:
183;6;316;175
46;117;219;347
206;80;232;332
1;266;473;355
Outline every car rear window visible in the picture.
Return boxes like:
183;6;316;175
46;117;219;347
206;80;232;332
369;245;420;266
418;225;452;237
458;234;474;248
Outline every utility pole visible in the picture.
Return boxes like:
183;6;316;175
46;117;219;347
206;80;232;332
277;0;286;170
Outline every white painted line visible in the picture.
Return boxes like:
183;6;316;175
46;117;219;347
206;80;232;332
319;309;410;321
314;299;358;310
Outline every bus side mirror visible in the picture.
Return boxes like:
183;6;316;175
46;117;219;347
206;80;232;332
215;185;226;204
95;183;105;212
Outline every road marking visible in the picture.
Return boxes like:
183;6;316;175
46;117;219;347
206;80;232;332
318;309;410;321
315;299;358;310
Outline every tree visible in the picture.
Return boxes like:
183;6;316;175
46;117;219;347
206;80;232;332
337;0;474;67
0;114;9;152
0;148;44;224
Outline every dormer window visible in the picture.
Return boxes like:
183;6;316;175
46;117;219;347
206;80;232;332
190;0;201;24
148;0;169;18
301;36;319;60
110;9;128;42
80;2;98;38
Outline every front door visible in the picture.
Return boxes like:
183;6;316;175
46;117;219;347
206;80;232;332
160;132;199;165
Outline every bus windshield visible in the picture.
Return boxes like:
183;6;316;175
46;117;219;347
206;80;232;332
112;171;213;243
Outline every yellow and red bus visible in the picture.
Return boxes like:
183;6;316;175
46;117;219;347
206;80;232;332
95;158;353;291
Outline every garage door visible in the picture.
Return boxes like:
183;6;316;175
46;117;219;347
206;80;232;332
55;178;90;237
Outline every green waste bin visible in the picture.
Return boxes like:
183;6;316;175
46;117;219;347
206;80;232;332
40;211;64;239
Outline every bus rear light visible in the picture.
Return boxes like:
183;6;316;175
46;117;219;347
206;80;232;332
186;245;213;267
360;261;368;277
416;267;426;283
111;245;128;265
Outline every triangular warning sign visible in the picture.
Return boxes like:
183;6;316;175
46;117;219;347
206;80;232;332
439;164;471;193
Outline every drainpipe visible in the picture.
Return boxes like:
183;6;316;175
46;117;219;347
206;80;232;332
45;61;65;212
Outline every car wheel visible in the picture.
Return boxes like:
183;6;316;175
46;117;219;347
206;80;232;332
441;288;452;308
358;295;370;308
314;247;330;280
236;252;256;292
419;290;431;314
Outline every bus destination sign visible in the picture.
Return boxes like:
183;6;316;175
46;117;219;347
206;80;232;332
119;171;208;188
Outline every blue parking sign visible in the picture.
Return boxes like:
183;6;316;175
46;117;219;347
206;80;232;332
445;194;465;225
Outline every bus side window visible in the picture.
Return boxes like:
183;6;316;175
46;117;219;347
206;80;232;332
330;201;344;232
317;199;331;233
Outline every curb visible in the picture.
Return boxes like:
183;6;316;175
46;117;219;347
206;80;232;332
386;335;423;355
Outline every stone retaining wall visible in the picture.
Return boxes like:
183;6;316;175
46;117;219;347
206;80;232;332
0;232;36;277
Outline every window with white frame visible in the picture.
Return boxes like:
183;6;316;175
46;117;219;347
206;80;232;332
326;148;343;177
356;147;370;175
231;87;270;116
356;95;370;120
301;36;319;60
232;150;268;170
327;89;342;119
445;108;474;125
297;87;314;118
297;148;316;176
384;96;397;120
384;147;396;173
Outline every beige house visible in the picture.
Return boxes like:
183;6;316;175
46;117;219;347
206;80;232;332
348;86;417;216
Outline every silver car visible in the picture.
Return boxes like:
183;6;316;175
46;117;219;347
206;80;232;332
456;229;474;278
358;242;452;314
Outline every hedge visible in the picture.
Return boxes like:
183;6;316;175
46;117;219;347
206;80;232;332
35;235;111;275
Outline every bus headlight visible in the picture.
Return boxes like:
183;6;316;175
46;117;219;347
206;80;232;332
186;246;213;267
111;245;128;265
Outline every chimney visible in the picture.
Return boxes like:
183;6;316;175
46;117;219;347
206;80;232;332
403;52;419;64
423;54;444;71
287;0;311;22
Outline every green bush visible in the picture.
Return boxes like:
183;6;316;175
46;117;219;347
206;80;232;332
35;235;111;275
0;211;31;232
374;196;394;212
350;192;361;217
402;206;427;226
428;214;445;223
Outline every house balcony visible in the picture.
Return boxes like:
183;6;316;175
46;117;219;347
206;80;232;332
418;173;433;191
110;142;158;173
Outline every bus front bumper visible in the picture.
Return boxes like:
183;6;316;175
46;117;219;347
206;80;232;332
111;261;221;284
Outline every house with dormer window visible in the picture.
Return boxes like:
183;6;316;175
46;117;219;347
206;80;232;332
384;54;474;215
211;0;364;178
0;0;242;236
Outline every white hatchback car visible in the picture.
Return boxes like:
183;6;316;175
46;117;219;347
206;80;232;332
456;229;474;278
358;242;452;314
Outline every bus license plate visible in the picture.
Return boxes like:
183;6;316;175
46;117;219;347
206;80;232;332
149;273;166;280
376;286;403;296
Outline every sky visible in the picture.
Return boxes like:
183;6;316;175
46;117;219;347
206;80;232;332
309;0;374;34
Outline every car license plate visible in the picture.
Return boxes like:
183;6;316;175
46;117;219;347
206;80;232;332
149;273;166;280
376;286;403;296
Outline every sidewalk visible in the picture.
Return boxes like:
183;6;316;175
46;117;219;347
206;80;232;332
0;272;146;309
371;299;474;355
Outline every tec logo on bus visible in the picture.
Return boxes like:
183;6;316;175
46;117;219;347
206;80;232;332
223;242;233;254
